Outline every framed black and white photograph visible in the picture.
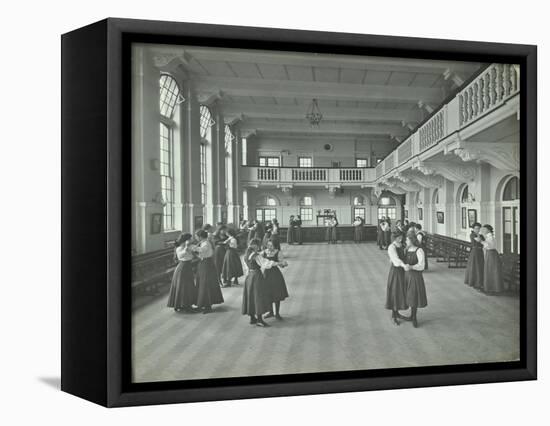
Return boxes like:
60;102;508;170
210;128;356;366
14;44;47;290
61;18;537;407
468;209;478;228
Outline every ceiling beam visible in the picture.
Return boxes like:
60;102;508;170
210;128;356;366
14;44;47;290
221;103;422;123
240;119;408;136
193;76;443;103
181;47;481;75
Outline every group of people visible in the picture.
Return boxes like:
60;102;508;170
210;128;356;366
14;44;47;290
286;215;303;245
464;222;504;294
167;221;290;327
379;219;428;269
240;218;282;250
384;227;428;327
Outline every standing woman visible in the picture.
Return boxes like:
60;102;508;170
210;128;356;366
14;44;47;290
262;221;273;249
262;239;289;320
221;228;244;287
480;224;504;294
414;223;428;270
326;215;338;244
193;230;224;313
242;238;275;327
404;233;428;328
377;218;385;250
353;216;364;243
213;225;228;285
464;222;484;289
167;233;198;313
385;231;408;325
287;215;295;245
383;218;392;249
271;218;281;250
295;215;303;245
247;220;258;244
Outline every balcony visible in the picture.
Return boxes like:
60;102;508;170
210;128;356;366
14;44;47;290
241;166;377;187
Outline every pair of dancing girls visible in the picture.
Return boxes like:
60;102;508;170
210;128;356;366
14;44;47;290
242;238;289;327
167;230;224;314
385;231;427;328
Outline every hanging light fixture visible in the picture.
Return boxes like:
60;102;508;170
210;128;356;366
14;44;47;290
306;98;323;127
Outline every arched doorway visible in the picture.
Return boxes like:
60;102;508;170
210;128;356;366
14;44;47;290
501;176;519;254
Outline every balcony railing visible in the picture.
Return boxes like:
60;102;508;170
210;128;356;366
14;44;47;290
242;166;376;185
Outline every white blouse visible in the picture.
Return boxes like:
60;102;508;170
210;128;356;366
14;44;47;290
224;236;238;249
175;245;194;261
196;240;214;259
482;232;498;251
407;247;425;271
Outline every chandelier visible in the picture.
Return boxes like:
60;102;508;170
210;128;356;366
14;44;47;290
306;98;323;127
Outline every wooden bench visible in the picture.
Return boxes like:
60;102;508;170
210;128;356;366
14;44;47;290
132;246;177;296
426;234;470;269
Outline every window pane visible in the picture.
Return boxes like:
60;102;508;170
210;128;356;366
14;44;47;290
159;74;181;119
299;157;312;167
356;159;367;168
300;207;313;221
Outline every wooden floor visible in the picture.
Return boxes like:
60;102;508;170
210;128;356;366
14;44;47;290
132;242;520;383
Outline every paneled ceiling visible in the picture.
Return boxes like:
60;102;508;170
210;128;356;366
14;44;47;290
149;45;485;144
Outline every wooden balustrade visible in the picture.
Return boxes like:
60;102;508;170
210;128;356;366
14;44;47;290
257;167;279;181
291;168;327;181
384;153;395;174
459;63;519;126
418;108;445;152
339;168;363;181
397;138;412;164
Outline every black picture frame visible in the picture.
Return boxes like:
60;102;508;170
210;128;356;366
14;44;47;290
437;211;445;224
461;207;467;229
61;18;537;407
468;209;478;228
418;207;423;221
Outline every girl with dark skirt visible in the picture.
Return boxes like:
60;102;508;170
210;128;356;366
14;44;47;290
353;216;364;243
242;239;278;327
213;225;228;285
414;223;428;271
221;228;244;287
287;215;295;245
481;224;504;294
167;233;198;313
262;222;273;249
262;239;289;320
404;233;428;328
326;215;338;244
271;219;281;250
193;230;224;314
464;222;484;289
383;219;392;249
295;215;303;245
378;219;390;249
385;231;408;325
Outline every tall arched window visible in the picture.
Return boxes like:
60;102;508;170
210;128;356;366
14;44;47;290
459;185;471;230
158;74;181;231
378;195;397;220
353;195;366;220
255;195;277;222
299;195;314;222
461;185;469;203
199;106;215;218
502;176;520;255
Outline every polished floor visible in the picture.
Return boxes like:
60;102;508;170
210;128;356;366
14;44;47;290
132;242;520;383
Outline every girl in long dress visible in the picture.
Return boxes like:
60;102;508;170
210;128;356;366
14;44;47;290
213;225;228;285
414;223;428;270
295;215;303;245
262;239;289;320
167;233;198;313
242;239;278;327
262;222;273;249
464;222;484;289
271;219;281;250
385;231;408;325
221;228;244;287
287;215;295;245
379;219;390;249
193;230;224;314
383;219;392;249
404;233;428;328
481;224;504;294
326;216;338;244
353;216;364;243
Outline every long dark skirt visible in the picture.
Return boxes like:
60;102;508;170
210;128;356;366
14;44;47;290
465;247;484;288
242;269;271;316
326;227;337;242
383;230;392;248
354;226;363;242
405;270;428;308
264;266;289;303
271;234;281;250
385;265;408;311
196;257;224;308
221;247;244;281
286;227;294;244
295;227;302;244
167;261;197;309
483;249;504;293
214;245;226;277
377;229;384;248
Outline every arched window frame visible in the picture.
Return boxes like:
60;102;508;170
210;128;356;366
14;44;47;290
502;176;520;201
159;74;182;119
